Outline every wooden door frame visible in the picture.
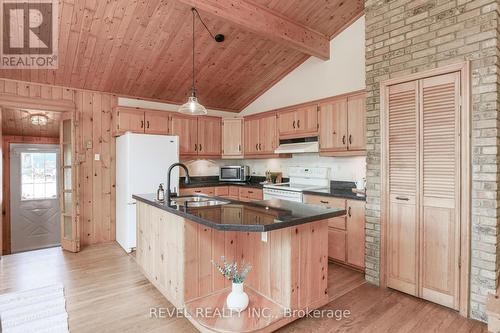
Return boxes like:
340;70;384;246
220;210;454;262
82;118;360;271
379;61;471;317
0;95;76;255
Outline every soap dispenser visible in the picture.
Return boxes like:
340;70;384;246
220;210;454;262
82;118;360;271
157;183;165;202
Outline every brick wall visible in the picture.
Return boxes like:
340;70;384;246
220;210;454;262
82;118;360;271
364;0;499;321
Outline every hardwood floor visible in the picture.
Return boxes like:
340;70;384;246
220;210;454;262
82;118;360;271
0;242;487;333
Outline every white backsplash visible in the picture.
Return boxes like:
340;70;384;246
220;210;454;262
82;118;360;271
181;154;366;182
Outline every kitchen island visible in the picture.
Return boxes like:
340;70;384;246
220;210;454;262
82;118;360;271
133;194;345;333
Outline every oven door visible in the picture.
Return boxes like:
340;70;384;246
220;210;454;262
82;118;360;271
219;167;242;181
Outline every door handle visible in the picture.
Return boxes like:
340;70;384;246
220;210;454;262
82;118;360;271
141;120;144;128
259;143;262;150
199;144;202;151
349;134;352;145
238;144;241;151
292;120;296;129
147;121;150;129
256;143;259;151
342;135;346;145
297;120;300;128
348;206;351;217
195;144;197;151
395;196;409;201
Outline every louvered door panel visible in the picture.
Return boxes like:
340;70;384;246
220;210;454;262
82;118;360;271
420;72;460;310
387;81;419;295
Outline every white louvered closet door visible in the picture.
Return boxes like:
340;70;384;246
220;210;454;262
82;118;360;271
419;72;461;310
387;81;419;296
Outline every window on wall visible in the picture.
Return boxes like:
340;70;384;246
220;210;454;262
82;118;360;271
21;152;57;200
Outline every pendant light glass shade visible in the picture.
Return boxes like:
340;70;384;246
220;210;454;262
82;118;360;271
178;93;207;115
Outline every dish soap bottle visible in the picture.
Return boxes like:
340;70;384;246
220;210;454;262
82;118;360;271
157;184;165;202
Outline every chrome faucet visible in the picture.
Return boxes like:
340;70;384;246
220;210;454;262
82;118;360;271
166;163;190;206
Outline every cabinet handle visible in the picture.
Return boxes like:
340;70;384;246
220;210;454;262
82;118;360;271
256;143;259;151
395;196;409;201
195;190;201;193
349;134;352;145
199;144;202;151
293;120;296;129
141;120;144;128
238;144;241;151
348;206;351;218
259;143;262;150
147;120;150;129
195;144;197;151
297;120;300;128
320;200;329;204
342;135;346;145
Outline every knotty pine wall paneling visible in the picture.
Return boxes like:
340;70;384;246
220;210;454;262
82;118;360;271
0;78;117;253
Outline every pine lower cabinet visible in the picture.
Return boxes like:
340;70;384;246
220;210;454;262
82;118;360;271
304;194;365;270
383;72;462;310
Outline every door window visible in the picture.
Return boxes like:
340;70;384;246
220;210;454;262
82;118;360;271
21;152;57;200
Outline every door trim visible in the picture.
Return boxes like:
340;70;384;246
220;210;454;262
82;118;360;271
380;61;471;317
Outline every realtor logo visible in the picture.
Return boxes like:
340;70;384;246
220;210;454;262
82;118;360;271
0;0;58;68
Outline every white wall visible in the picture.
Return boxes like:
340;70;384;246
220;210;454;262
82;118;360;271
241;16;365;115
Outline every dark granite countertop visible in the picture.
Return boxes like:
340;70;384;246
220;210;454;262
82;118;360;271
180;177;366;201
133;193;346;232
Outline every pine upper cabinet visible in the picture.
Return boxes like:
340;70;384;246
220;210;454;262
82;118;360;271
384;72;461;310
319;92;366;156
347;93;366;151
244;113;279;157
144;111;169;135
114;107;148;135
278;105;318;139
259;113;277;154
319;97;347;152
170;114;198;156
244;117;260;155
197;116;221;157
222;118;243;158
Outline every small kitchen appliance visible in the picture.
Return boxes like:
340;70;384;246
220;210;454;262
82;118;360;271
219;165;249;182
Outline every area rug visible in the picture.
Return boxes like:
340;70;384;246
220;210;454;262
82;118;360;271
0;284;69;333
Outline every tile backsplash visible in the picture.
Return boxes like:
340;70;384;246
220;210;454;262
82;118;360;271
181;154;366;182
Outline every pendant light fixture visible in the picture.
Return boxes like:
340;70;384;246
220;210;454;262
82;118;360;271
178;8;224;116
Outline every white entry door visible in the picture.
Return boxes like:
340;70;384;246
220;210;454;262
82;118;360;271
10;144;60;253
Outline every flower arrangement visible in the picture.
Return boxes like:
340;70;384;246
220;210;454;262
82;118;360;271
212;256;252;284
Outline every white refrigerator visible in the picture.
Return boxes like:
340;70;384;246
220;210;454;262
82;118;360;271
116;133;179;253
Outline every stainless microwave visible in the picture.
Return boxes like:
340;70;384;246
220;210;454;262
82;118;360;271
219;166;249;182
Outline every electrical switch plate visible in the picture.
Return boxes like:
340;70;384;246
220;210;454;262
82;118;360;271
94;154;100;161
261;232;268;243
86;140;93;149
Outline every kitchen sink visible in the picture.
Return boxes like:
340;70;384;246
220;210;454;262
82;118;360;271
170;196;230;207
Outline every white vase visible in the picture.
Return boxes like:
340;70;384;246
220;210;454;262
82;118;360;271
226;282;249;312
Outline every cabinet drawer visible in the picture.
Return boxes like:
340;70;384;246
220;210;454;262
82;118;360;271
303;194;346;209
180;187;215;196
328;228;346;262
229;186;239;197
248;189;263;200
214;186;229;197
329;216;346;230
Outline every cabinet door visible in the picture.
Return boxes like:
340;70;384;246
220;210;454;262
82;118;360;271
259;114;277;154
144;111;169;135
387;81;418;296
347;94;366;151
318;98;347;151
278;110;296;138
214;186;229;197
328;228;346;262
244;118;260;155
295;105;318;136
198;116;221;156
116;109;145;134
222;118;243;158
346;200;365;268
420;73;460;310
170;115;198;156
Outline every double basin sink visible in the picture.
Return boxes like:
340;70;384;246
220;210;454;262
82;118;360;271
170;195;230;207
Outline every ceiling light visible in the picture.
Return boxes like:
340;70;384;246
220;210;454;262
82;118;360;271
30;114;48;126
178;8;224;116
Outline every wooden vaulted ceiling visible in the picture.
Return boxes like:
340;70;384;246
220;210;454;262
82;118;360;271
0;0;364;112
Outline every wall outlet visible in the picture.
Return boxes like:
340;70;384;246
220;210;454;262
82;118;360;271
261;232;268;243
94;154;100;161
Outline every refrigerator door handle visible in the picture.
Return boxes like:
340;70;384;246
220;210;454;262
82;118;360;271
127;202;136;205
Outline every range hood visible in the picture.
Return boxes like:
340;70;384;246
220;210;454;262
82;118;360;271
274;136;319;154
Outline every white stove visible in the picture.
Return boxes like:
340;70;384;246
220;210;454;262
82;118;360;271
263;167;330;203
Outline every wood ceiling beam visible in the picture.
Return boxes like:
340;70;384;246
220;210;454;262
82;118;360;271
176;0;330;60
